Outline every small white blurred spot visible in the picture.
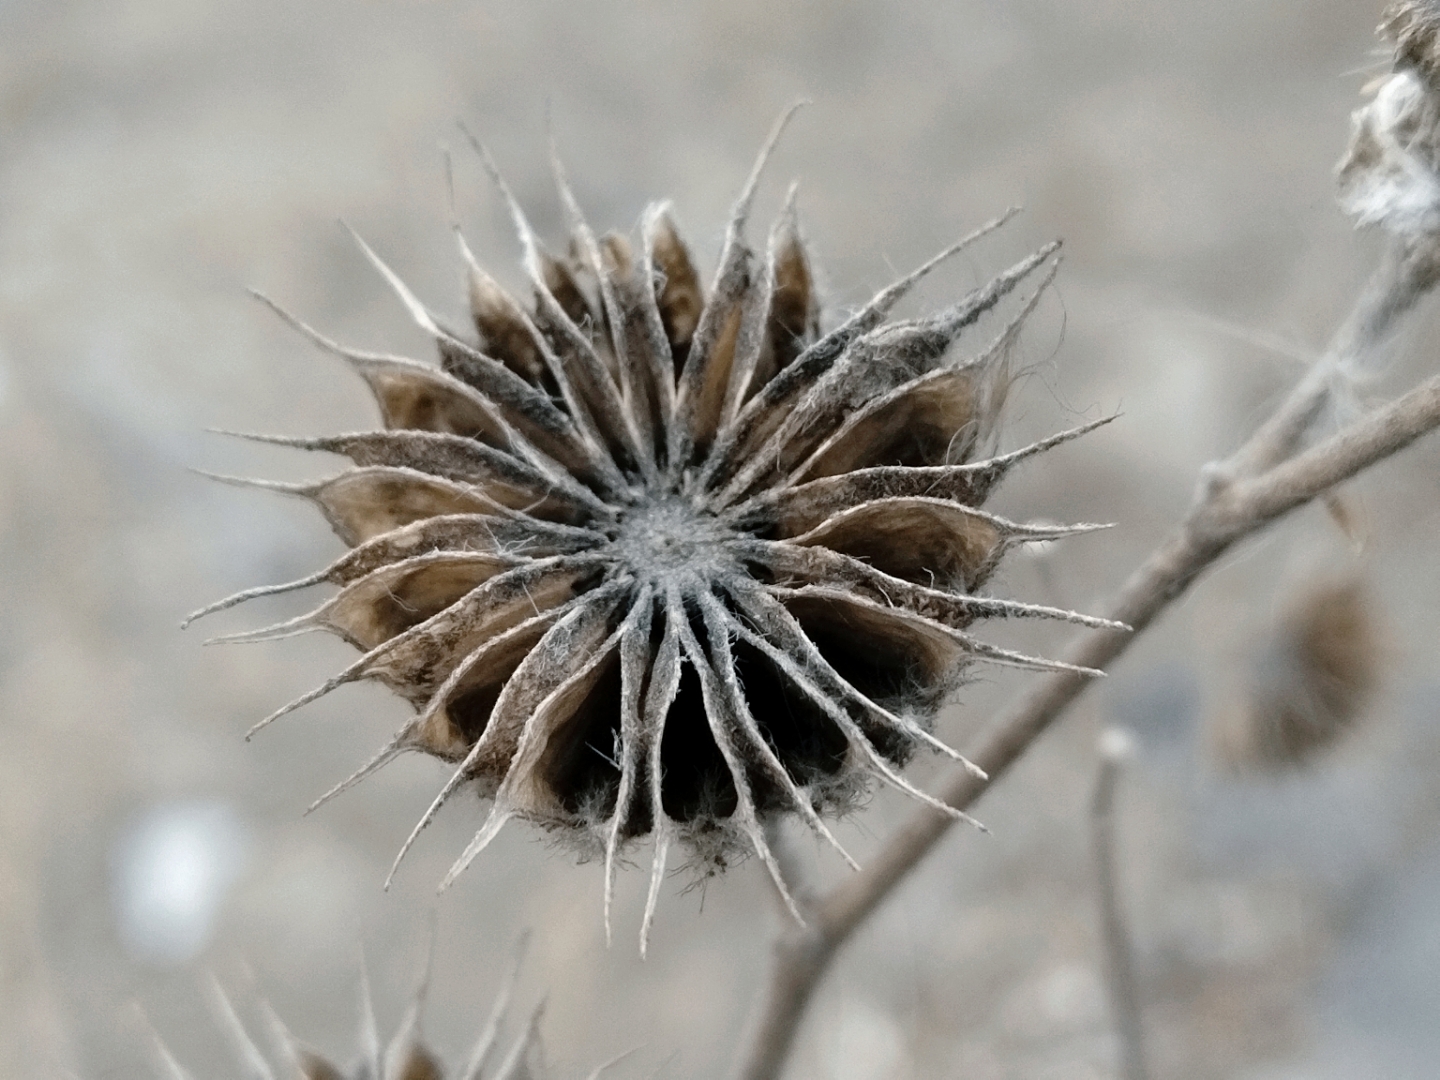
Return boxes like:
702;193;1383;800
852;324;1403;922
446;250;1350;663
821;996;906;1080
1098;725;1136;763
111;798;249;965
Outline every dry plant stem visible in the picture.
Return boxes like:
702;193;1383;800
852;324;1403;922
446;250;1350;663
734;306;1440;1080
1092;740;1149;1080
1225;237;1440;479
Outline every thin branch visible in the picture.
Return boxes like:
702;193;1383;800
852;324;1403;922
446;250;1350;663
732;258;1440;1080
1092;728;1148;1080
1222;238;1440;481
1225;370;1440;523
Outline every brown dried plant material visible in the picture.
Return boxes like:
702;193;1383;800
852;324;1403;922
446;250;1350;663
190;110;1115;945
1212;575;1381;770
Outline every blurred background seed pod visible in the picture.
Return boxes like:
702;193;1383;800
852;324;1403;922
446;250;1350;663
1210;573;1382;771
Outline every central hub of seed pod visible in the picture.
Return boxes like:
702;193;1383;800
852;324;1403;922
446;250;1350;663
611;494;741;582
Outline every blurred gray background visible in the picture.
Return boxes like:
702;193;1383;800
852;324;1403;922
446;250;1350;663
4;1;1440;1077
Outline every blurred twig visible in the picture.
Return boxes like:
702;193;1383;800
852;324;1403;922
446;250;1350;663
732;234;1440;1079
1223;239;1440;479
1092;729;1148;1080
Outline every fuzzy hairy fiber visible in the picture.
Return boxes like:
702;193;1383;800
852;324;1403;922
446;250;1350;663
191;112;1112;945
1338;3;1440;236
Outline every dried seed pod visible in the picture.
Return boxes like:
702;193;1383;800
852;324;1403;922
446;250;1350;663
1211;575;1381;771
192;111;1114;945
1383;1;1440;90
1338;3;1440;235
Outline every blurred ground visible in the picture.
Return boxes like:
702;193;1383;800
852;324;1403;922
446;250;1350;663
3;1;1440;1077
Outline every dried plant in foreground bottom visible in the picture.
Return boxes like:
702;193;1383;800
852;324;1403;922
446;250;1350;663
142;949;590;1080
188;109;1116;946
